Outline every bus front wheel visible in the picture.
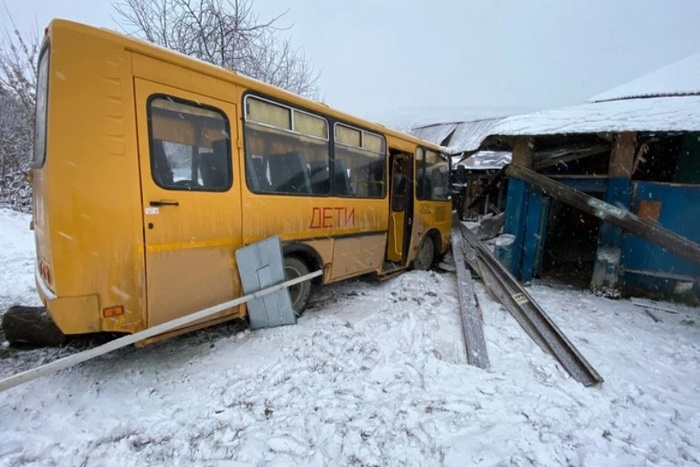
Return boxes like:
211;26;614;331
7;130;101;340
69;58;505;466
413;236;435;271
284;256;312;316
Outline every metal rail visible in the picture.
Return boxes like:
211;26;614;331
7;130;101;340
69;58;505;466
459;224;603;387
451;229;490;369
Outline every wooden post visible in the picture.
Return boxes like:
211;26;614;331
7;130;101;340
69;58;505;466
505;137;535;279
511;137;533;168
609;132;636;178
592;132;636;290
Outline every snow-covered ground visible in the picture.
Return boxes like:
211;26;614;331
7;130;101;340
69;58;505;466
0;207;699;466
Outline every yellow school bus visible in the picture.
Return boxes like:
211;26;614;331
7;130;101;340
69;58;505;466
29;19;451;339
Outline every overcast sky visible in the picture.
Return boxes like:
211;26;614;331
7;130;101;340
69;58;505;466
2;0;699;122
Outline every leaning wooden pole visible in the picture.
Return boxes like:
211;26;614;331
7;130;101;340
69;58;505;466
506;164;700;267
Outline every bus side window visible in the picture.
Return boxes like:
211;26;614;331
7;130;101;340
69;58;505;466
334;123;386;198
243;96;330;196
334;160;352;196
309;160;330;194
148;96;232;192
246;155;270;192
268;152;312;194
416;148;450;201
202;139;230;188
152;139;174;186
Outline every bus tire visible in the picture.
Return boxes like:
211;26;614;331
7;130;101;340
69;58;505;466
284;256;312;316
413;236;435;271
2;305;66;347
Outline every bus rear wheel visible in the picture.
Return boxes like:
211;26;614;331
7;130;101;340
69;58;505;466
413;236;435;271
2;305;66;347
284;256;312;316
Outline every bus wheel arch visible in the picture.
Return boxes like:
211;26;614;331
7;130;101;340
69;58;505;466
412;230;440;271
282;243;323;315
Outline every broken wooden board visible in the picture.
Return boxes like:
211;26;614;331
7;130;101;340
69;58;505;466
459;224;603;387
451;228;490;369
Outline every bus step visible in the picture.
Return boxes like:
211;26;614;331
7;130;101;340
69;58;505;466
377;262;406;280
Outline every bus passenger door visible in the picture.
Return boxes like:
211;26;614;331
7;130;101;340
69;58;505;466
387;153;413;264
135;79;242;327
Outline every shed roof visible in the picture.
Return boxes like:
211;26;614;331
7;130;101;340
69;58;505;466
590;53;700;103
487;53;700;139
411;117;506;154
489;95;700;137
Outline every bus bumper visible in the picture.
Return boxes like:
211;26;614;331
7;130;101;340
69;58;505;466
36;268;101;335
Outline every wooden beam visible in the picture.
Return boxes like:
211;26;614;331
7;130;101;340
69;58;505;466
511;137;533;168
506;164;700;267
534;144;610;170
609;132;636;178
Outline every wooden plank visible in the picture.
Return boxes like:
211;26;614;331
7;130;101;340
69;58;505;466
506;164;700;267
0;270;322;393
451;229;490;369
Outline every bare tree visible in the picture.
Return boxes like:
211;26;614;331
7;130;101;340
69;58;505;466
113;0;320;98
0;16;39;212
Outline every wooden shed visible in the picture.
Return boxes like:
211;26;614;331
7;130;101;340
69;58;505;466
477;54;700;302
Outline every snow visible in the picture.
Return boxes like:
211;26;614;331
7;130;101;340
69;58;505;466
590;53;700;103
0;208;41;311
490;95;700;137
368;106;533;133
403;55;700;150
412;118;508;155
1;208;699;465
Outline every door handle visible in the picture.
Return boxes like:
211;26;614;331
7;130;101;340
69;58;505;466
149;200;179;207
420;207;432;214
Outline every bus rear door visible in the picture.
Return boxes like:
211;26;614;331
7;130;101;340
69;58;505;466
135;79;243;327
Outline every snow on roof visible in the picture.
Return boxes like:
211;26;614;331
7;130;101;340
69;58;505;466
411;123;458;146
590;53;700;103
371;106;532;133
411;118;506;154
446;119;505;153
489;95;700;137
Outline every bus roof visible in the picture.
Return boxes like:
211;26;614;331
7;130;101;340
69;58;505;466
48;19;442;152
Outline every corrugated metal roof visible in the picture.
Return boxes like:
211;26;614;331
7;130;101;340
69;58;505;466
407;56;700;150
447;119;504;153
457;151;511;170
410;118;505;154
411;123;458;146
